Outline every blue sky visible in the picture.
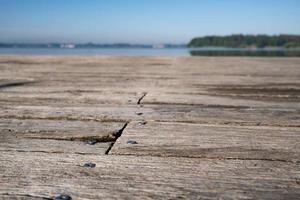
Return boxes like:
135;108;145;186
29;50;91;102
0;0;299;44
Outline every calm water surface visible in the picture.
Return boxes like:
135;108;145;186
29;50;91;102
0;48;299;57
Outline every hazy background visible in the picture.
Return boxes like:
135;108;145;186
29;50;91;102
0;0;300;44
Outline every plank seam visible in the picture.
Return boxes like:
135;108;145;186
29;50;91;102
0;149;105;155
0;193;52;200
153;119;300;128
109;153;299;163
0;115;128;123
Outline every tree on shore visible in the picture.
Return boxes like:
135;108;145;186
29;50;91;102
188;34;300;48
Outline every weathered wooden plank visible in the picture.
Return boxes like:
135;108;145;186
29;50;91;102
0;119;125;142
0;132;111;155
1;104;299;128
0;86;143;105
0;152;299;200
143;104;300;127
110;121;300;162
142;92;300;109
0;119;125;155
0;105;140;122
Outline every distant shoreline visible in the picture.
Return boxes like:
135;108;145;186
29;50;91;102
0;46;300;51
0;43;187;49
1;47;300;57
189;34;300;49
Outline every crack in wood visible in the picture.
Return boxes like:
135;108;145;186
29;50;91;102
0;193;52;200
0;81;37;90
137;92;147;105
109;153;298;163
143;102;250;109
0;115;128;123
24;134;117;143
154;119;300;128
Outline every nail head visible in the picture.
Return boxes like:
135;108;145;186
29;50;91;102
85;140;98;145
127;140;138;144
138;121;147;125
83;163;96;168
54;194;72;200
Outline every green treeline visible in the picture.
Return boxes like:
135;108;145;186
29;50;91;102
188;34;300;48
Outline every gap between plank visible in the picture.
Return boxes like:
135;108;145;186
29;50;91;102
105;122;129;155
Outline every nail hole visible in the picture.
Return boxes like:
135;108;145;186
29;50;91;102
127;140;138;145
83;163;96;168
54;194;72;200
138;121;147;126
85;140;98;145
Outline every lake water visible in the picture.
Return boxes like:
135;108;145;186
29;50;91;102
0;48;300;57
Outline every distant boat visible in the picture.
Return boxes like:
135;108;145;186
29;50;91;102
152;44;165;49
60;44;75;49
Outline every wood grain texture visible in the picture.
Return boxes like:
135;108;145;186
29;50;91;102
1;56;300;199
0;119;125;155
0;152;299;200
142;104;300;127
0;105;141;123
0;119;125;141
1;104;299;128
142;92;300;109
0;133;112;155
110;121;300;162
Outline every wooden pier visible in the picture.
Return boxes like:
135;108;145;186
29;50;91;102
0;56;299;199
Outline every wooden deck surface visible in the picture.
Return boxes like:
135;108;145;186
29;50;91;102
0;56;299;199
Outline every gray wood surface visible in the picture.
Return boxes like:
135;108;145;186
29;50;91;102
143;104;300;127
110;121;300;162
0;105;140;123
0;119;125;155
0;118;124;141
1;56;300;199
0;133;112;155
2;104;299;128
1;152;299;200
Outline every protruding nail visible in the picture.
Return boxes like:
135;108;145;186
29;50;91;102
127;140;138;144
138;121;147;125
85;140;98;145
54;194;72;200
83;163;96;168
